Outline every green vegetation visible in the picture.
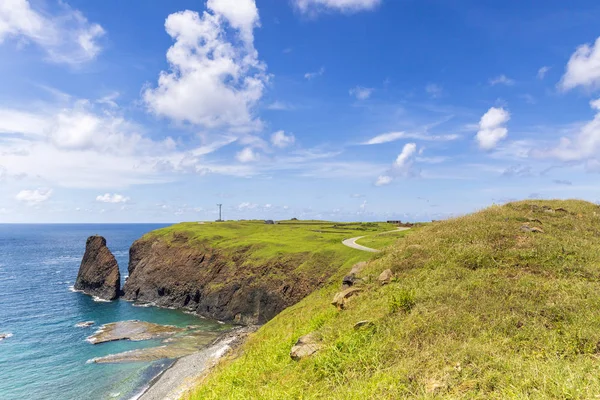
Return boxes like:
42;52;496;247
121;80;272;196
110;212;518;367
355;228;412;250
145;220;396;262
188;200;600;399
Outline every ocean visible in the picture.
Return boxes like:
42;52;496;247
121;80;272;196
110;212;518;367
0;224;222;400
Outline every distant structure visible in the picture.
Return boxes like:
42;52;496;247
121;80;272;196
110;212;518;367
265;220;275;225
216;204;223;222
387;220;414;227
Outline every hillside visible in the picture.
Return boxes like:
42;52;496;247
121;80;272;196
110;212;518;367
122;221;396;324
189;200;600;399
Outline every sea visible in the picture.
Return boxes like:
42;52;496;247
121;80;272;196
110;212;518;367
0;224;223;400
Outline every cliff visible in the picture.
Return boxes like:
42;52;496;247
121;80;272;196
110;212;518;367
121;221;393;324
74;236;121;301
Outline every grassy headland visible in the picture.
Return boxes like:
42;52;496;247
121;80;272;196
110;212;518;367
188;200;600;399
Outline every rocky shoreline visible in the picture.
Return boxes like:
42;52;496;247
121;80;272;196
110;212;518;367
137;325;258;400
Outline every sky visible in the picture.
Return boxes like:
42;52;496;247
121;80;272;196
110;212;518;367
2;0;600;223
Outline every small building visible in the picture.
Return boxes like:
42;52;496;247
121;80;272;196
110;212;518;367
265;220;275;225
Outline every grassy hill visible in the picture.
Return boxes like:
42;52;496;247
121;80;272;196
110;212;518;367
188;200;600;399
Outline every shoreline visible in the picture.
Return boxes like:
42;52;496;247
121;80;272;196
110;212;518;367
136;325;258;400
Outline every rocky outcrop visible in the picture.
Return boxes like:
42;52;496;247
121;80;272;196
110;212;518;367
331;287;362;310
122;233;323;325
74;236;121;301
290;332;322;361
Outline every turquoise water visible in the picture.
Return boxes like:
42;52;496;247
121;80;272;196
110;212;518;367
0;224;223;400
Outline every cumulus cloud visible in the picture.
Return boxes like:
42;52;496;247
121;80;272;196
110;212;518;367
236;147;260;163
559;37;600;91
489;75;515;86
476;107;510;150
0;0;104;64
143;0;267;132
16;188;52;205
363;131;459;145
271;130;295;148
96;193;130;203
294;0;381;14
374;143;418;186
238;202;258;210
533;98;600;162
349;86;374;100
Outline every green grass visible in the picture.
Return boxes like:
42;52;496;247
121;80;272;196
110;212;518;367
355;229;412;250
188;200;600;399
145;220;396;262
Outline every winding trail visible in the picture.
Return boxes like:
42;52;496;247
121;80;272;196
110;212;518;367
342;227;411;253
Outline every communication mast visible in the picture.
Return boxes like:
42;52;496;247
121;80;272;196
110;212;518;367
217;204;223;222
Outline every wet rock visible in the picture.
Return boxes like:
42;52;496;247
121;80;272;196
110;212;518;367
88;330;220;363
0;333;12;342
290;332;322;361
378;269;394;285
353;320;374;330
86;320;185;345
75;321;95;328
331;287;362;310
74;236;120;301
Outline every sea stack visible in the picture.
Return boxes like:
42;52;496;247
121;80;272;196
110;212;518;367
74;236;121;301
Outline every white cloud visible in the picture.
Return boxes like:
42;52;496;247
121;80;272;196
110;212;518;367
538;66;551;80
425;83;443;98
476;107;510;150
559;37;600;91
349;86;374;100
205;0;259;44
238;202;258;210
305;67;325;80
266;101;293;110
236;147;260;163
271;130;295;148
375;175;392;186
363;131;459;145
374;143;418;186
143;1;267;132
96;193;130;203
16;188;52;205
294;0;381;14
489;75;515;86
0;0;104;65
534;98;600;162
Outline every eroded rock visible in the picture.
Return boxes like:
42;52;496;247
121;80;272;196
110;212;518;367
331;287;362;310
75;321;95;328
86;320;184;344
0;333;12;342
290;332;322;361
378;269;394;285
74;236;120;301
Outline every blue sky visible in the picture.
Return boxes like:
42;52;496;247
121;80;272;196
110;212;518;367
2;0;600;223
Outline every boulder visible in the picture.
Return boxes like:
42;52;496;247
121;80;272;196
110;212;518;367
74;236;121;301
350;261;367;275
378;269;394;285
331;287;362;310
290;332;322;361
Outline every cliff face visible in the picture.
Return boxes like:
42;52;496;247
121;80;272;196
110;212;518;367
75;236;121;301
122;233;321;324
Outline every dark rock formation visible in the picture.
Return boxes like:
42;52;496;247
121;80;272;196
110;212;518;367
122;233;321;325
74;236;120;301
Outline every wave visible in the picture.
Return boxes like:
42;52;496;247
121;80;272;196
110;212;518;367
92;296;111;303
132;302;156;308
68;285;83;293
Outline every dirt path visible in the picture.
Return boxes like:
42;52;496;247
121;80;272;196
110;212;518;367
342;227;411;253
